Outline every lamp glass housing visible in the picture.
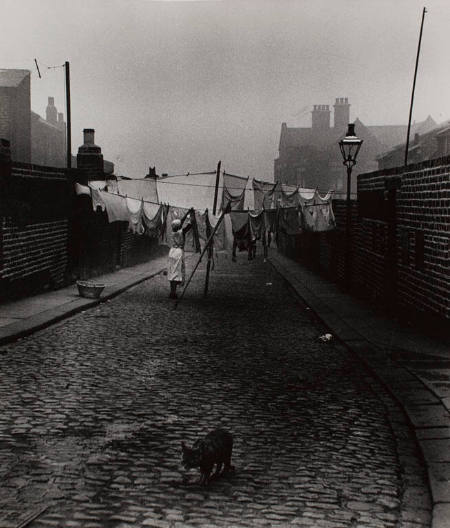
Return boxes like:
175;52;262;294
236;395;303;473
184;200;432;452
339;123;363;167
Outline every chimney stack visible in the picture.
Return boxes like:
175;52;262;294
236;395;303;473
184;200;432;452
333;97;350;130
46;96;57;125
311;104;330;130
77;128;104;181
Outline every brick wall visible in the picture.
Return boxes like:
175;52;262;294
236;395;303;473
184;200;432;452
0;161;71;299
277;155;450;323
395;162;449;319
1;217;68;284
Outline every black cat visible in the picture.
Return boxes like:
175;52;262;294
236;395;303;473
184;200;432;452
181;429;234;485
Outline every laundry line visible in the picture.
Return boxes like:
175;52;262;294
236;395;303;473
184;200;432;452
89;186;302;214
102;170;342;197
85;185;333;214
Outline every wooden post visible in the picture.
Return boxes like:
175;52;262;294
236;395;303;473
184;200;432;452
212;160;221;215
175;209;227;309
65;61;72;169
405;7;426;166
203;160;221;297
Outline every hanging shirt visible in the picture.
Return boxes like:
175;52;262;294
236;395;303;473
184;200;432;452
90;188;106;212
126;197;144;234
230;211;249;234
264;209;278;234
280;184;300;207
249;210;266;240
253;179;278;211
143;203;163;237
222;172;248;211
301;190;336;232
207;210;226;251
98;190;129;223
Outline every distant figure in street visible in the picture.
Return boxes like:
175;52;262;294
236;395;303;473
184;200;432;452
167;211;192;299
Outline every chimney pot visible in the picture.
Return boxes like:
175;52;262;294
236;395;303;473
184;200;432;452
334;98;350;128
48;96;55;106
83;128;95;145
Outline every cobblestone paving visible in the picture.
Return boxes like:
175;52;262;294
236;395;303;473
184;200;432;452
0;253;431;527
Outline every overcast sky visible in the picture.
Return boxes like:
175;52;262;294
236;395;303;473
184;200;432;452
3;0;450;179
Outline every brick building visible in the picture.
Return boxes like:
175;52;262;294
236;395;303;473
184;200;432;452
0;69;67;166
31;97;66;167
274;98;437;194
0;69;31;163
377;118;448;169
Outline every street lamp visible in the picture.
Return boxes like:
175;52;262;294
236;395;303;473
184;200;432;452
339;123;363;289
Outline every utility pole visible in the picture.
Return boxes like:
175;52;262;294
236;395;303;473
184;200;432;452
405;7;427;166
203;160;222;297
65;61;72;169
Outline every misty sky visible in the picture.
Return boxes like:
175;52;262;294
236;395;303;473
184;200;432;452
3;0;450;179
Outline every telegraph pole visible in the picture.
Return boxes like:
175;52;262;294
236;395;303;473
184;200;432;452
405;7;427;166
65;61;72;168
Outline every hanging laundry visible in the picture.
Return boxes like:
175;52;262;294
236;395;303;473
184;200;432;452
88;180;107;190
106;178;119;194
230;211;249;234
90;188;106;212
188;209;201;253
302;191;336;232
278;207;302;235
75;183;90;196
264;209;278;234
117;177;159;203
298;188;316;201
157;173;217;210
207;210;226;251
98;189;129;223
280;184;300;207
222;172;248;211
194;209;208;243
253;179;278;211
249;210;266;240
143;202;163;237
126;197;144;235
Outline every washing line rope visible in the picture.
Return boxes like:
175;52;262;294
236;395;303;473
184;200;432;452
110;177;344;196
91;186;332;213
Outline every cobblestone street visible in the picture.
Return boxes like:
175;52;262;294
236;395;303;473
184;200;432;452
0;253;431;528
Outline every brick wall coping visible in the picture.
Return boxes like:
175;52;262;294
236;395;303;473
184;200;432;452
358;154;450;183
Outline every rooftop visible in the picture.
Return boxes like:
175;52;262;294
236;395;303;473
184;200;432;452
0;69;30;88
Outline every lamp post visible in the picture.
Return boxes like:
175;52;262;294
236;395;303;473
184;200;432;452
339;123;363;289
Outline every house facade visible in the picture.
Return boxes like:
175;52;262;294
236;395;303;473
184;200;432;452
377;119;449;169
274;97;436;195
